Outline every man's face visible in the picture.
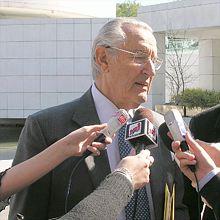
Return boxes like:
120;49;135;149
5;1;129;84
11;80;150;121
96;25;158;110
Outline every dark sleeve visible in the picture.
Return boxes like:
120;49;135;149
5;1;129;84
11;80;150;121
182;175;202;219
173;162;190;220
200;173;220;220
9;115;51;220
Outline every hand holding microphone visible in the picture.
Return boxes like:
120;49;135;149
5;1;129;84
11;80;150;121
55;111;131;158
194;140;220;167
116;149;154;190
60;124;112;157
172;132;217;188
83;109;130;158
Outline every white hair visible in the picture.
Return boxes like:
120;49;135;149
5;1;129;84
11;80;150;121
91;18;153;79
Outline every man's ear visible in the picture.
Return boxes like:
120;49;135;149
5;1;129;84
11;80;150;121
95;46;109;73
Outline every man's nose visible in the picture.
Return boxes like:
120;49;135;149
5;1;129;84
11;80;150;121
142;59;155;77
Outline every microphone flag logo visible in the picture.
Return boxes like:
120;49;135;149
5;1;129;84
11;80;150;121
117;113;127;124
129;122;142;137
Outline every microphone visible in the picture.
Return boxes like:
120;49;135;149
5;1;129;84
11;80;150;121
164;109;196;172
132;107;165;128
83;109;130;157
125;108;158;153
158;122;172;151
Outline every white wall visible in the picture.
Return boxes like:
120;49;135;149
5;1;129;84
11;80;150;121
0;18;110;118
138;0;220;32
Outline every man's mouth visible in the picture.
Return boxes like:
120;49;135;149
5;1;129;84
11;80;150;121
135;82;148;87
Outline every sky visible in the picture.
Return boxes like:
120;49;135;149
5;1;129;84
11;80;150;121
75;0;177;17
26;0;177;18
115;0;175;5
62;0;177;17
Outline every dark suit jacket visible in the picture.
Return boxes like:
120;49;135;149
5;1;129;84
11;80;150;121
9;89;189;220
200;173;220;220
186;104;220;220
190;104;220;143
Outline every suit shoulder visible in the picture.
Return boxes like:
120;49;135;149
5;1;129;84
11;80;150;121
30;99;81;120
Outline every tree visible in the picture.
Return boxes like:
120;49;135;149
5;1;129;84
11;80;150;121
116;0;140;17
165;30;198;104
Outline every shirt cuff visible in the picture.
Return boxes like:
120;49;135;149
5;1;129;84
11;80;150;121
198;167;220;191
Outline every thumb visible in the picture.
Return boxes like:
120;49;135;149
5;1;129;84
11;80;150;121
185;132;207;155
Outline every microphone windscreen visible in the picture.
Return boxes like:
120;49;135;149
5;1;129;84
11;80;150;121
133;108;164;128
133;108;154;122
158;122;173;151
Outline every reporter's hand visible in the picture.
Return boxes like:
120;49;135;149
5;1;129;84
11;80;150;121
172;132;216;183
60;124;112;157
117;149;154;190
195;139;220;167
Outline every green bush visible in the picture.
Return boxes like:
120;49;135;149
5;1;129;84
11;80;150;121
172;88;220;109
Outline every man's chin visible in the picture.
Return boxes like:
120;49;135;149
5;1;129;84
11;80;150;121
134;95;148;107
138;92;148;102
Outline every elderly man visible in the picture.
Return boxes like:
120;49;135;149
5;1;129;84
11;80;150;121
9;18;189;220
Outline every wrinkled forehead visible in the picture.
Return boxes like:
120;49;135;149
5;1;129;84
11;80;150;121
122;23;157;55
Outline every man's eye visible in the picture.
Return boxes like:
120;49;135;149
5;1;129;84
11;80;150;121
135;56;146;60
133;56;146;64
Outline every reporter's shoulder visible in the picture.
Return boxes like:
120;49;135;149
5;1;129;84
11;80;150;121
192;104;220;119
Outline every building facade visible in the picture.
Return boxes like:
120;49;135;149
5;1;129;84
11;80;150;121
0;0;220;119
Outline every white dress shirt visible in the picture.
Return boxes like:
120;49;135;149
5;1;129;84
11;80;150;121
91;83;133;220
91;83;121;172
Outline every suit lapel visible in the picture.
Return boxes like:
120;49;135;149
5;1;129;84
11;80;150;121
85;150;111;187
71;88;111;188
72;89;100;126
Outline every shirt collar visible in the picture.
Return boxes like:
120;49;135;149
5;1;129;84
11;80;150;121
91;83;136;122
91;83;118;124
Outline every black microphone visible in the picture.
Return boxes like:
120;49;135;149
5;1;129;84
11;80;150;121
158;122;191;152
158;122;173;151
125;108;158;153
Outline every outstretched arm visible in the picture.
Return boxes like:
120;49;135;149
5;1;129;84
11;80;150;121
0;124;110;201
59;149;154;220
